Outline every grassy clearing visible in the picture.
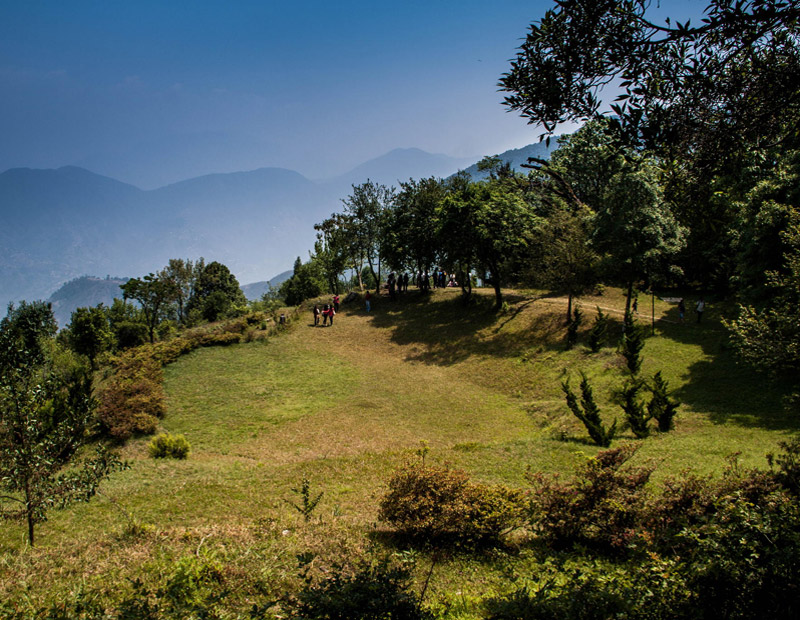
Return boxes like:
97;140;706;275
1;286;797;616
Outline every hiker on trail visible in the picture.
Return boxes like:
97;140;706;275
333;294;340;313
313;304;320;326
632;297;638;314
678;298;686;322
365;290;372;312
696;298;705;323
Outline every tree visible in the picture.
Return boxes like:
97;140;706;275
188;261;246;322
67;305;113;369
499;0;800;158
105;298;148;350
593;163;685;313
313;216;351;294
279;257;325;306
384;176;446;280
0;301;57;375
121;274;177;343
1;308;126;545
159;258;202;324
340;181;394;290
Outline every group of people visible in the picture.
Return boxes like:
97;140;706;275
313;294;340;327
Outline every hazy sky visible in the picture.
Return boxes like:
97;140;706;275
0;0;706;189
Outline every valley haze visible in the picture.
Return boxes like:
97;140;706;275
0;142;554;313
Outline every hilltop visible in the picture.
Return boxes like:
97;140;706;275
1;285;795;616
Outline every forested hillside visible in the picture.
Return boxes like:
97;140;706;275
1;1;799;618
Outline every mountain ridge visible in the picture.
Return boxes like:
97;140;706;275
1;140;558;311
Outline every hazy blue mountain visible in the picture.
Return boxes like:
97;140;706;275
47;275;129;327
241;270;293;300
1;141;561;311
459;141;557;180
323;148;476;194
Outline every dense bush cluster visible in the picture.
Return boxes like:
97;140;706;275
95;317;256;440
379;463;525;544
275;555;430;620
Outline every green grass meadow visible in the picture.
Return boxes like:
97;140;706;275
1;286;797;616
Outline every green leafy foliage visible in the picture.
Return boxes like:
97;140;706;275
148;433;191;459
620;311;644;375
67;305;114;368
1;308;126;544
647;371;679;432
284;476;323;522
562;373;616;447
527;445;652;551
565;305;582;349
619;379;649;439
378;462;525;544
587;305;608;352
281;554;430;620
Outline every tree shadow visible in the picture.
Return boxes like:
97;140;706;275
650;302;799;432
366;290;567;366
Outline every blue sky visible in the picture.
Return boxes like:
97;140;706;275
0;0;706;189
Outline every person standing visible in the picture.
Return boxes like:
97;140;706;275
696;298;705;323
313;304;320;326
322;303;329;326
333;294;340;313
678;298;686;322
365;290;372;312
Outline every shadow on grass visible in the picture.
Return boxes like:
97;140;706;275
649;302;800;432
366;290;567;366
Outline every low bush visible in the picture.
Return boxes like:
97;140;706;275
562;373;617;447
96;353;165;440
527;444;653;551
148;432;191;459
279;554;431;620
379;463;525;544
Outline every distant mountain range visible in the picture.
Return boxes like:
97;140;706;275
1;141;558;312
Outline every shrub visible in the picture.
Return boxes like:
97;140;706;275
148;432;191;459
562;373;617;447
379;463;525;543
527;445;653;551
768;437;800;495
283;555;430;620
620;311;644;374
588;306;608;352
566;305;582;349
96;353;165;440
647;371;679;432
619;379;649;438
114;320;148;350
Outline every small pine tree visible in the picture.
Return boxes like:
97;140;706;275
588;306;608;352
620;379;649;438
620;311;644;374
648;371;679;432
566;305;583;349
562;373;616;447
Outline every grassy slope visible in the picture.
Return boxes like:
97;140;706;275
1;286;797;614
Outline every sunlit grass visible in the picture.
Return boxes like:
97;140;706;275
1;285;797;616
